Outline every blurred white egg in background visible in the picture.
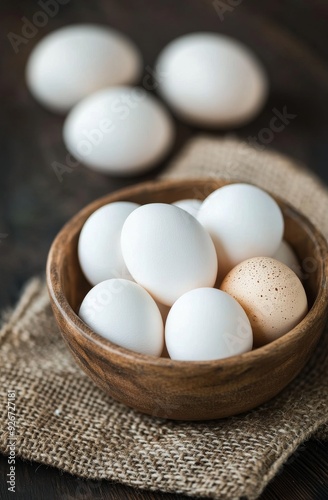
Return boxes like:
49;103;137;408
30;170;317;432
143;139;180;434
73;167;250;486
26;24;142;113
155;32;268;128
63;86;175;175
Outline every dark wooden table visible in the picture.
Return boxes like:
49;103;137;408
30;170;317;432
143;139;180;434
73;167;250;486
1;0;328;498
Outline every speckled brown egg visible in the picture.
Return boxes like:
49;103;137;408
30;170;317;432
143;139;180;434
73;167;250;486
220;257;308;347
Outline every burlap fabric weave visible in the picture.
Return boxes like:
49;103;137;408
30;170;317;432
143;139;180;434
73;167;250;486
1;137;328;500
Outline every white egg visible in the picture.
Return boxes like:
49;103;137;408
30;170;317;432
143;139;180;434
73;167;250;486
165;288;253;361
274;240;302;278
121;203;218;306
63;86;175;175
197;183;284;280
78;202;139;285
155;32;268;128
79;279;164;356
26;24;142;113
172;199;202;218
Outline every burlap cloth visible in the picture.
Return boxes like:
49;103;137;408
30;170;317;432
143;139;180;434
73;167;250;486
1;136;328;500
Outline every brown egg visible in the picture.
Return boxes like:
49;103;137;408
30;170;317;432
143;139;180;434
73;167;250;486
220;257;308;347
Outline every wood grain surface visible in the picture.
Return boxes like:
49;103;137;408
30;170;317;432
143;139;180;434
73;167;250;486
1;0;328;498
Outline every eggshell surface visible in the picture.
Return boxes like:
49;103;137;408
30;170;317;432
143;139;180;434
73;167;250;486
79;279;164;356
121;203;218;306
173;199;202;218
63;87;174;175
26;24;142;113
198;183;284;280
221;257;308;346
165;288;253;361
274;240;302;278
78;202;139;285
156;33;268;127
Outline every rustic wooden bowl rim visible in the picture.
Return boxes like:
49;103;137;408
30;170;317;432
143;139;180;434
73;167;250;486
47;178;328;370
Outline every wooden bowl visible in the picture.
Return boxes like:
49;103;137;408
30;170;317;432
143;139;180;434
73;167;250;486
46;179;328;420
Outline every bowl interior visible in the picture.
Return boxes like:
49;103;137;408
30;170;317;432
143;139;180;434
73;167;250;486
47;178;328;419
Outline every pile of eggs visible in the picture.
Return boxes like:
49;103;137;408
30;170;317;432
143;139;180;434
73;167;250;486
78;183;308;361
27;25;307;361
26;24;268;175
